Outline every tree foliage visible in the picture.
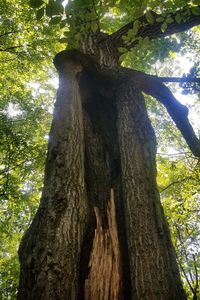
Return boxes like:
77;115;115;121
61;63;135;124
0;0;200;299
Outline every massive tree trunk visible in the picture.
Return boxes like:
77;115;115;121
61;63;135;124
18;40;188;299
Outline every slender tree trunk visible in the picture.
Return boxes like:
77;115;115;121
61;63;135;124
18;49;186;299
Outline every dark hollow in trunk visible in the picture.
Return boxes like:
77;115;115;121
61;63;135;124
17;50;187;300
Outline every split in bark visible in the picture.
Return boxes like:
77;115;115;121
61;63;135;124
84;189;122;300
18;49;191;299
17;0;200;298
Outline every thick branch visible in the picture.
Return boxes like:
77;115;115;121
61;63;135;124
133;74;200;158
101;67;200;157
108;6;200;48
160;77;200;83
53;49;200;158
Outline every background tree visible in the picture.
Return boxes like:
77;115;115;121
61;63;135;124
0;0;200;299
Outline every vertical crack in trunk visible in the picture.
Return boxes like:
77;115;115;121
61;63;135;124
78;71;131;299
18;49;186;300
84;189;122;299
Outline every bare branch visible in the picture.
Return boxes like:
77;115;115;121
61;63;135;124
160;177;192;193
107;6;200;49
138;78;200;158
120;73;200;157
178;258;195;294
101;66;200;157
0;45;25;52
193;254;199;293
160;77;200;83
0;30;20;38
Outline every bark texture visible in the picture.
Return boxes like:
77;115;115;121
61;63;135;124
18;47;189;300
17;0;200;296
116;82;186;299
18;61;88;300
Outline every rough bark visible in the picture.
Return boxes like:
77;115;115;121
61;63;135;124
17;0;200;296
116;81;187;299
18;47;190;299
18;61;88;300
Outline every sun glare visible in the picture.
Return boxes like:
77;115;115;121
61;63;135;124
3;103;23;118
62;0;68;7
177;56;193;74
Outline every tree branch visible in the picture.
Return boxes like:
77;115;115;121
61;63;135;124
101;67;200;157
177;257;195;295
0;45;25;52
160;77;200;83
193;254;199;293
0;30;20;38
53;49;200;158
107;6;200;49
132;73;200;158
160;177;192;193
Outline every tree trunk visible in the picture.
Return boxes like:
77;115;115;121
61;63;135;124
116;81;186;299
18;61;89;299
18;49;186;299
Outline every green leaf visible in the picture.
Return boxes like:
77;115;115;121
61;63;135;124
192;0;200;4
182;8;191;21
119;53;127;63
166;16;174;24
143;36;150;43
46;0;64;17
132;20;140;36
140;36;150;48
118;47;127;53
146;11;154;25
91;23;98;33
191;6;200;15
30;0;44;8
36;7;44;20
175;13;181;24
122;35;128;42
156;17;164;23
161;22;167;32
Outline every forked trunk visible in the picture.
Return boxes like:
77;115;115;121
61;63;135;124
18;49;186;299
